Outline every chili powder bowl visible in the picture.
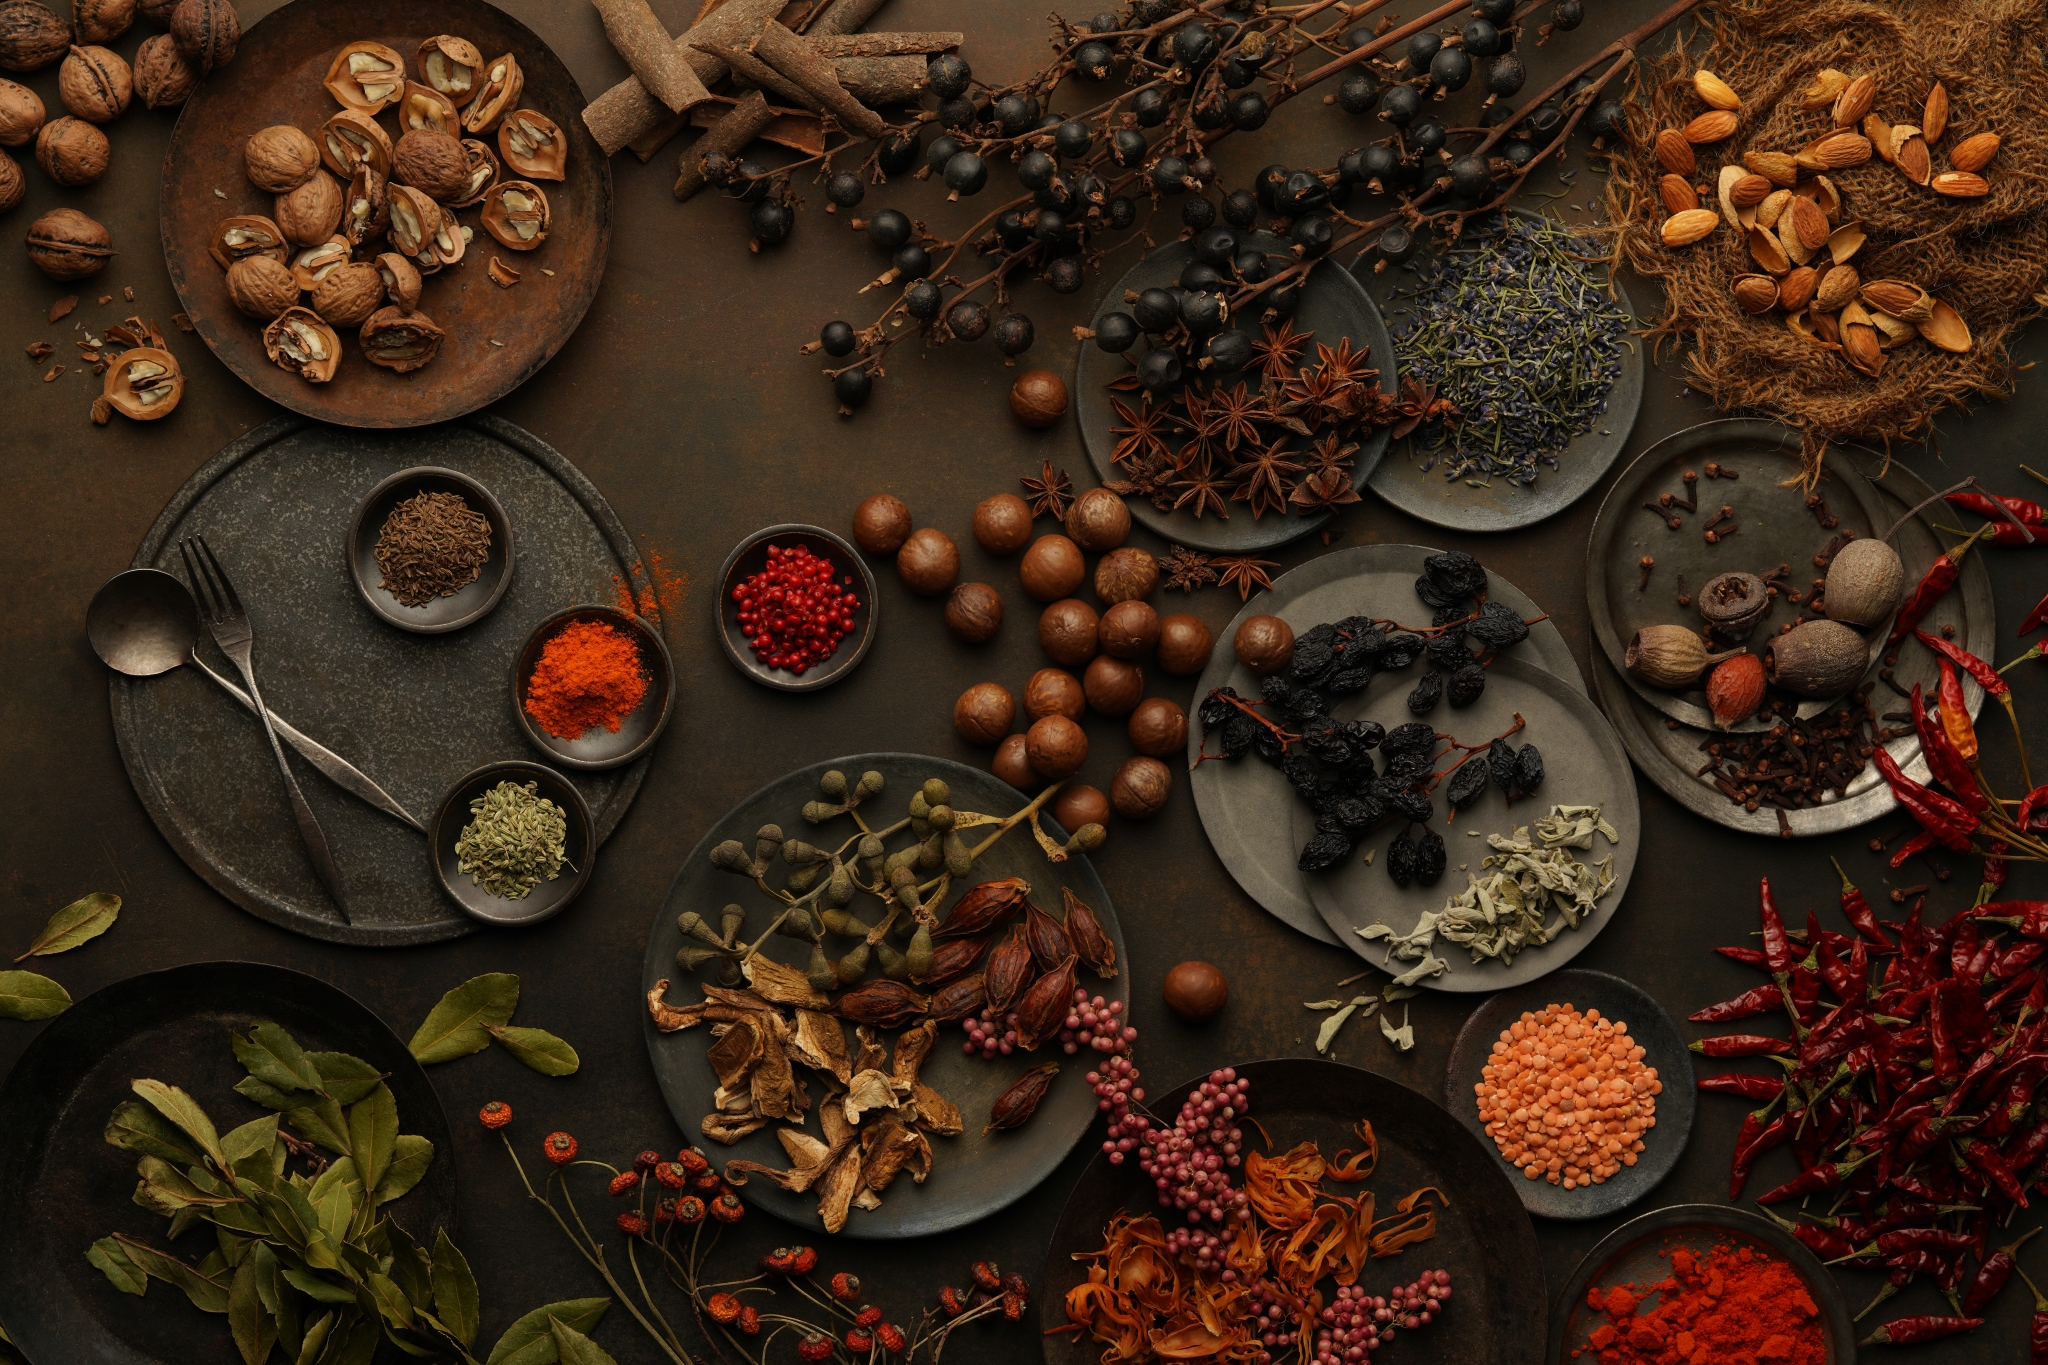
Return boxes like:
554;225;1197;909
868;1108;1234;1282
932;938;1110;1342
346;465;514;633
714;523;878;693
511;605;673;770
430;759;595;926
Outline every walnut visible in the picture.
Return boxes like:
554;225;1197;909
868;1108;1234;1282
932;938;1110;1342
225;254;298;318
323;41;403;115
0;146;20;212
319;109;390;181
35;115;107;186
359;306;443;373
103;347;182;420
273;170;342;246
417;34;482;106
71;0;135;45
498;109;565;181
131;33;192;108
287;235;348;291
342;163;387;246
310;260;383;327
447;137;498;207
58;44;128;121
463;53;522;134
374;251;420;311
399;81;458;135
0;77;35;143
481;179;548;251
137;0;177;22
0;1;69;73
25;206;113;279
168;0;234;75
244;124;318;193
384;183;439;257
207;214;285;269
264;307;340;382
392;127;468;202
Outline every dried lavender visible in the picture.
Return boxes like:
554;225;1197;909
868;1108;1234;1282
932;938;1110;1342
1389;214;1631;488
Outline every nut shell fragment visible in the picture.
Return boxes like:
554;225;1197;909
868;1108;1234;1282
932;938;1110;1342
1950;132;1999;173
1863;113;1892;163
487;254;519;287
448;137;499;207
320;109;392;179
1826;219;1865;265
374;251;421;311
384;183;439;259
310;259;384;327
1715;163;1748;229
399;80;459;135
358;305;443;372
1731;274;1777;314
480;178;548;250
58;43;129;121
263;305;340;382
1930;170;1988;198
1813;263;1858;312
1747;225;1789;276
224;253;298;317
323;41;404;114
343;163;388;246
244;123;319;193
1755;188;1791;229
1917;298;1970;353
103;345;181;418
498;108;565;180
208;214;285;269
418;34;482;107
1661;207;1718;247
288;234;349;291
464;53;522;134
273;169;343;246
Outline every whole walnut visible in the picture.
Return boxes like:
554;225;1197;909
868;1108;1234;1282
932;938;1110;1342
225;254;298;318
35;115;108;186
168;0;235;74
25;205;112;279
274;170;343;245
132;33;193;108
0;1;70;73
310;260;384;327
138;0;176;19
0;146;20;212
244;124;318;193
58;44;129;121
0;77;41;143
392;127;469;202
71;0;136;45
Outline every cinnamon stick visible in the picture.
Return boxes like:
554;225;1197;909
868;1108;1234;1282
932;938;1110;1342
808;0;890;36
688;95;822;154
808;31;961;55
674;90;776;199
750;18;887;138
591;0;711;115
700;39;813;109
831;54;922;105
581;0;784;156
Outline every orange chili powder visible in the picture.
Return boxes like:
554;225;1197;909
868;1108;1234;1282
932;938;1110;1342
1573;1243;1824;1365
523;619;648;740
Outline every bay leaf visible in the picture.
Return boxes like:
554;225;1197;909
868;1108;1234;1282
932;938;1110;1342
374;1135;434;1207
251;1241;281;1316
221;1114;281;1166
408;974;520;1064
0;970;71;1020
297;1311;336;1365
550;1321;619;1365
280;1266;357;1305
486;1025;580;1077
332;1317;382;1365
229;1257;272;1365
234;1075;301;1112
86;1235;148;1296
309;1156;360;1245
306;1052;386;1106
131;1079;226;1171
485;1299;609;1365
235;1021;322;1093
134;1154;241;1210
381;1221;432;1316
367;1271;415;1330
283;1094;352;1157
105;1099;205;1166
14;892;120;959
430;1228;480;1348
347;1083;398;1195
114;1234;231;1313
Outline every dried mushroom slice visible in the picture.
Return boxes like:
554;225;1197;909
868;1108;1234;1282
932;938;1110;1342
225;254;299;318
323;41;405;115
375;251;421;312
480;178;548;250
310;260;385;328
104;346;182;419
343;163;388;247
385;183;440;259
399;81;459;136
274;170;343;247
319;109;391;180
498;109;564;181
359;305;443;373
464;53;522;134
289;235;351;292
208;214;287;270
418;34;482;107
448;137;499;207
263;306;341;383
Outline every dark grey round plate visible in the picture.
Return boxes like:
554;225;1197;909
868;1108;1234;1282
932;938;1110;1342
1294;655;1640;986
346;466;516;634
1588;432;1995;837
0;962;457;1365
1075;233;1396;553
513;606;674;770
110;414;660;947
713;524;879;692
431;759;595;927
1185;545;1584;945
1443;969;1693;1220
1039;1058;1546;1365
643;753;1126;1239
1548;1203;1854;1365
1355;210;1644;533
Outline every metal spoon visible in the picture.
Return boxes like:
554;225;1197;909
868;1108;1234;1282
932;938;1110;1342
88;568;425;833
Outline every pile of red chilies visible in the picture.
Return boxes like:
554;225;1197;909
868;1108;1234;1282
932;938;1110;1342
1691;870;2048;1350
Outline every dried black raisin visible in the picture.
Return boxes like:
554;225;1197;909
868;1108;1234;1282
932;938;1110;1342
1222;712;1257;758
1406;670;1444;714
1446;759;1489;810
1413;828;1447;886
1260;674;1296;708
1328;797;1379;833
1447;662;1487;707
1200;688;1241;731
1342;719;1386;750
1282;755;1321;797
1468;600;1530;648
1300;622;1338;649
1432;603;1470;629
1515;743;1545;794
1382;721;1436;758
1290;640;1337;686
1324;664;1376;696
1386;789;1434;824
1298;831;1355;873
1378;634;1424;670
1426;632;1473;667
1413;574;1462;609
1423;550;1487;598
1253;723;1286;762
1386;829;1417;887
1488;737;1517;796
1282;689;1328;721
1382;752;1432;785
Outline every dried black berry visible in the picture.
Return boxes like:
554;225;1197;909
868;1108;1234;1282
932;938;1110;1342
1515;744;1545;795
1378;634;1425;670
1382;752;1431;786
1446;760;1488;811
1299;831;1355;873
1427;633;1473;667
1325;665;1376;696
1468;601;1530;648
1199;687;1241;731
1413;574;1463;610
1282;689;1327;722
1447;663;1487;708
1253;724;1286;763
1386;829;1417;887
1382;722;1436;759
1413;829;1447;886
1328;797;1379;833
1222;713;1257;758
1386;789;1434;824
1489;738;1518;796
1407;670;1444;715
1290;641;1337;687
1282;755;1321;798
1423;551;1487;598
1261;674;1297;708
1342;719;1386;751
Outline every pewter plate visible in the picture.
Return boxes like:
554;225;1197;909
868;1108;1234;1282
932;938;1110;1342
1075;233;1396;553
110;415;660;946
1294;655;1640;988
1185;546;1583;946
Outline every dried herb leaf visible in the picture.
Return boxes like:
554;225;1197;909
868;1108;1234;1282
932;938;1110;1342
375;1134;434;1206
228;1257;269;1365
105;1100;206;1166
347;1083;398;1196
551;1320;620;1365
88;1236;148;1297
408;973;520;1063
233;1020;322;1093
485;1299;611;1365
14;892;120;960
281;1265;356;1304
367;1270;415;1329
486;1024;581;1076
219;1114;279;1166
306;1051;385;1105
231;1074;298;1111
112;1234;231;1313
130;1079;225;1171
282;1094;352;1158
0;969;70;1019
1313;1003;1358;1052
432;1227;481;1347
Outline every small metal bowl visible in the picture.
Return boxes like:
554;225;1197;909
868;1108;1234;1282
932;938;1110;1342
512;606;673;770
346;466;515;633
429;760;594;927
714;524;877;693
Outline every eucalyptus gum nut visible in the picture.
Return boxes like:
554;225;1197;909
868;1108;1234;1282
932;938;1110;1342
908;791;930;820
885;846;920;876
907;924;935;977
923;778;951;807
1070;823;1106;852
926;804;956;831
820;770;848;801
918;831;944;870
821;907;861;936
911;817;930;839
944;831;972;877
721;907;746;940
857;771;885;800
801;800;845;823
877;941;910;979
786;864;821;892
807;944;837;992
676;944;720;971
838;942;871;982
783;839;828;866
827;864;855;906
858;834;885;862
718;958;745;987
710;839;752;873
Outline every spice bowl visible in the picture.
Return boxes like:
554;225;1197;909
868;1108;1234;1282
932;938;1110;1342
714;524;877;693
346;466;515;634
512;605;674;770
430;760;595;928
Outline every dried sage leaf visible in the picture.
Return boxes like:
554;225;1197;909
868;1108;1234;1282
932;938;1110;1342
485;1299;611;1365
87;1235;148;1296
0;969;71;1020
486;1024;581;1076
432;1227;481;1347
347;1082;398;1195
375;1134;434;1206
130;1079;225;1171
408;973;520;1063
233;1020;322;1093
551;1320;620;1365
14;892;120;959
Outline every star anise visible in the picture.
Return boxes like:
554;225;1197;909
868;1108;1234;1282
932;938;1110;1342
1250;318;1313;383
1229;440;1304;520
1204;381;1267;453
1161;545;1217;593
1174;386;1225;468
1211;555;1280;601
1291;467;1364;510
1312;338;1378;390
1304;429;1359;477
1108;396;1176;469
1390;375;1459;440
1021;460;1074;518
1170;456;1232;520
1278;363;1346;422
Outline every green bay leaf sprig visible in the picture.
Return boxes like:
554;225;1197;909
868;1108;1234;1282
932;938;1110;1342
0;891;123;1021
408;974;580;1076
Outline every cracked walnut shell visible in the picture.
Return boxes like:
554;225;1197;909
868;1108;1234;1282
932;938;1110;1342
448;137;499;207
35;114;106;185
0;1;69;73
324;41;403;114
498;109;564;180
481;179;548;250
310;259;384;328
418;34;482;107
359;305;442;372
0;76;38;143
399;81;458;135
343;163;388;246
244;123;319;193
168;0;236;75
132;33;194;108
384;183;439;258
320;109;391;180
209;214;285;269
274;170;343;246
288;235;349;291
392;127;469;202
104;346;181;419
225;254;298;317
374;251;420;311
26;206;112;279
464;52;521;133
58;44;128;121
263;306;339;382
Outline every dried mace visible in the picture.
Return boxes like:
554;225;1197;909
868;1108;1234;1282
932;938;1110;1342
985;1062;1060;1134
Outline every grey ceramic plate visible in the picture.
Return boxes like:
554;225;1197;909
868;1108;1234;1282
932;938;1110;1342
1186;545;1584;945
1443;969;1693;1220
1355;211;1645;533
643;753;1126;1239
1075;233;1396;553
1295;655;1640;987
1548;1204;1855;1365
1039;1058;1547;1365
109;415;659;947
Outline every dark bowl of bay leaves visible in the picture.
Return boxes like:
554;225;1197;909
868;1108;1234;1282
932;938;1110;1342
346;466;515;633
430;759;595;927
512;605;674;770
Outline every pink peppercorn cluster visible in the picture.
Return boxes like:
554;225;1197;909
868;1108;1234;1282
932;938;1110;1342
962;1005;1020;1059
1305;1271;1452;1365
1059;989;1137;1055
730;543;860;675
1137;1069;1251;1228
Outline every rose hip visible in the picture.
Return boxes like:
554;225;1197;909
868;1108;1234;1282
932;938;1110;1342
731;543;859;675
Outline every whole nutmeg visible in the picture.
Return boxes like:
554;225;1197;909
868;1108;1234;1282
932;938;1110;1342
1020;534;1085;602
57;44;129;122
991;733;1035;791
1037;598;1099;668
1051;783;1111;834
1094;546;1158;604
952;682;1015;746
1100;599;1159;660
1233;614;1295;675
1009;367;1069;427
274;171;343;246
943;581;1003;644
225;254;298;318
1083;655;1144;718
972;492;1033;555
0;78;43;143
1162;960;1228;1021
1024;667;1084;721
0;146;19;212
310;260;385;328
169;0;236;74
1110;755;1171;818
1156;613;1214;677
131;33;193;108
244;124;320;194
1025;714;1088;780
1064;486;1130;552
1127;696;1187;757
71;0;136;45
851;492;912;554
895;527;959;596
25;205;111;278
1765;619;1868;698
0;1;70;74
35;115;108;186
393;127;470;202
1822;537;1904;628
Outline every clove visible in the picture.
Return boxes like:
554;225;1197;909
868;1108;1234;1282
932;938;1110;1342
1805;492;1840;529
1637;555;1655;591
1643;502;1682;530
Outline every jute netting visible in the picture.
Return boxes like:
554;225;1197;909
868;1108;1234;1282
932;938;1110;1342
1608;0;2048;474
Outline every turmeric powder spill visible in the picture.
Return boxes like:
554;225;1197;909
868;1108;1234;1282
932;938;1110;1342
523;619;648;740
1474;1002;1660;1189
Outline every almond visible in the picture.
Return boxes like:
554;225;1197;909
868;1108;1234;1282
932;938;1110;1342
1812;308;1841;345
1870;310;1916;347
1789;196;1830;250
1756;187;1792;228
1826;219;1866;265
1801;69;1850;109
1863;113;1893;163
1922;82;1949;143
1660;173;1697;214
1780;214;1812;267
1777;265;1818;311
1787;308;1827;345
1732;274;1778;313
1743;150;1797;187
1817;132;1871;168
1655;127;1696;175
1918;297;1969;353
1895;135;1931;186
1809;175;1841;217
1693;69;1741;111
1887;124;1922;162
1931;170;1989;198
1842;319;1883;377
1832;73;1876;128
1748;225;1790;275
1729;173;1773;209
1861;278;1933;322
1814;263;1860;312
1716;163;1748;229
1682;109;1738;144
1951;132;2000;173
1661;207;1720;247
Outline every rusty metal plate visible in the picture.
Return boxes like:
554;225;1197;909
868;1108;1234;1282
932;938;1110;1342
160;0;611;428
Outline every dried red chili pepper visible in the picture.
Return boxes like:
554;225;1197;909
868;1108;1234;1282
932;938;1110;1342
1716;944;1770;969
1755;1151;1872;1204
1960;1226;2039;1315
1947;490;2047;527
1909;683;1981;806
1888;526;1993;650
1964;1139;2029;1207
1859;1314;1984;1346
1872;747;1978;852
2024;591;2048;637
1731;1107;1790;1200
1982;841;2011;896
1934;659;1979;766
1832;859;1893;947
1889;830;1941;868
1979;904;2048;941
1759;878;1793;974
1917;631;2013;699
2016;1265;2048;1365
1696;1073;1784;1101
1691;1034;1795;1058
1875;1227;1978;1254
1689;983;1784;1023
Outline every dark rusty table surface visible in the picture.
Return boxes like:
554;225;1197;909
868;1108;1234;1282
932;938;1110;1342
1;2;2042;1361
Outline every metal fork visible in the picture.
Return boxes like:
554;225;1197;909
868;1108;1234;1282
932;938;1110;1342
180;536;349;921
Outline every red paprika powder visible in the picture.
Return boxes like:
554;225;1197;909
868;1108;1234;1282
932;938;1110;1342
1573;1242;1825;1365
523;619;649;739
